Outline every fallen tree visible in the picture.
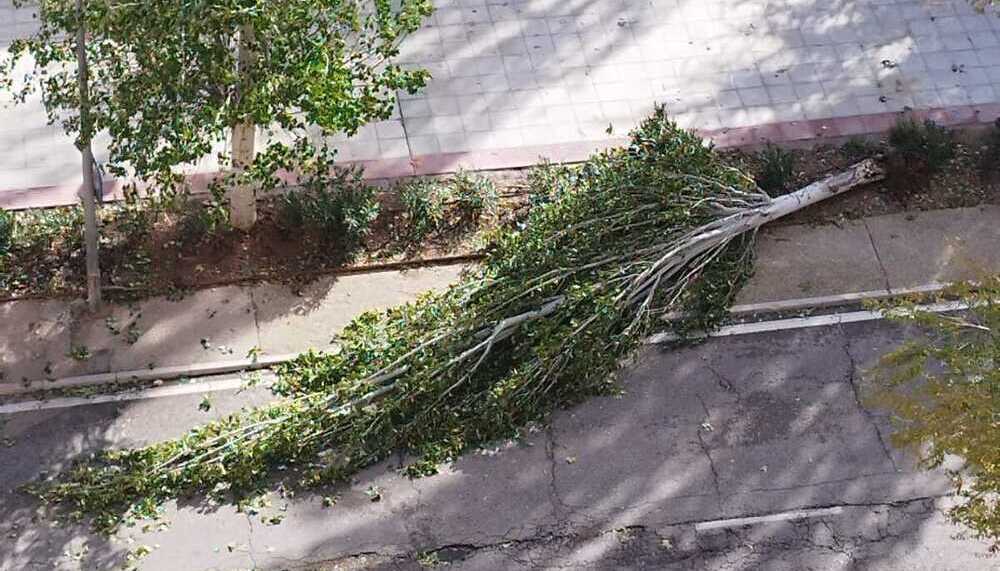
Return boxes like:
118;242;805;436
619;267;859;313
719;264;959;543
33;109;885;532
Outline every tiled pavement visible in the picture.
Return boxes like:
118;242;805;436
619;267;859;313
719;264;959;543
2;0;1000;197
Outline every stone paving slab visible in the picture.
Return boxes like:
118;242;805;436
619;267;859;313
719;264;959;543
0;299;84;385
254;265;467;356
71;285;260;373
866;204;1000;289
735;219;888;304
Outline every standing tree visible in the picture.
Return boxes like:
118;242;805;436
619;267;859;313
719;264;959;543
74;0;101;309
0;0;432;230
868;278;1000;550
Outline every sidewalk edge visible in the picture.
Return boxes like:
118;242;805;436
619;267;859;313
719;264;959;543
0;282;956;399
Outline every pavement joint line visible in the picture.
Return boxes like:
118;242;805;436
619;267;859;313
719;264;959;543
648;300;968;344
694;506;845;532
0;282;966;400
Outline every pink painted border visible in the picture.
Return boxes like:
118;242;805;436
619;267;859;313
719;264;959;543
4;103;1000;211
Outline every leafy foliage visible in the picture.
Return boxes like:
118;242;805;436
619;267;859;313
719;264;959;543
0;0;432;196
0;208;13;256
888;117;955;174
868;277;1000;550
278;167;380;246
978;120;1000;174
398;179;450;241
840;136;882;161
33;110;767;532
176;189;232;248
396;172;498;243
755;144;796;193
450;170;499;222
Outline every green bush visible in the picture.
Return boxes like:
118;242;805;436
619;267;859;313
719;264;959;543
396;171;498;243
840;136;881;161
0;208;13;255
978;120;1000;173
177;193;230;247
755;144;796;193
397;179;448;241
526;161;577;207
15;207;85;253
278;167;379;246
450;170;498;222
887;117;954;173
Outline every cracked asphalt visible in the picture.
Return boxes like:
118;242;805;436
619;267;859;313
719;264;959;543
1;320;996;570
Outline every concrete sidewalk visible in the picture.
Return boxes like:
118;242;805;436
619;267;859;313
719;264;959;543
3;0;1000;204
2;204;998;392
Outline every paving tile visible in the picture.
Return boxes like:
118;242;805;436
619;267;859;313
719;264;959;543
5;0;1000;194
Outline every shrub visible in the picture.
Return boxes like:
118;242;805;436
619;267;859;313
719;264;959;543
397;179;448;242
755;144;796;193
887;117;954;173
527;161;577;207
978;119;1000;174
840;136;881;161
0;208;13;255
15;207;85;253
396;172;499;243
278;167;380;246
450;170;498;222
177;192;230;247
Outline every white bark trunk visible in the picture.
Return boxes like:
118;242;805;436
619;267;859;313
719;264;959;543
752;158;885;223
625;159;886;306
228;22;257;231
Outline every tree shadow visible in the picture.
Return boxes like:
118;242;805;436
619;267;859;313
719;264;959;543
3;320;988;569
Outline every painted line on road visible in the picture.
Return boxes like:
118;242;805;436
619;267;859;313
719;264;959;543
695;506;845;532
0;373;275;414
648;300;968;344
0;299;970;413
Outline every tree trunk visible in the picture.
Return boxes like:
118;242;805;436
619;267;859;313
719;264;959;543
75;0;101;310
228;22;257;231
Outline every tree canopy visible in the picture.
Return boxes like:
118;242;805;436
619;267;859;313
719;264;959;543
869;278;1000;550
1;0;431;193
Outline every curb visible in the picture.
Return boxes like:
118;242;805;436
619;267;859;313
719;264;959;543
3;103;999;211
0;353;298;397
0;281;956;399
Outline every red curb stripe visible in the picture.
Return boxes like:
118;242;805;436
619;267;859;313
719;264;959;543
4;103;1000;211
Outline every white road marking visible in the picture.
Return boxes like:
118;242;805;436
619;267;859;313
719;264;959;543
648;300;967;344
695;506;845;532
0;373;274;414
0;300;969;414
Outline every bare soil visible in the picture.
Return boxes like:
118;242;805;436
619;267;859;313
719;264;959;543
3;135;998;302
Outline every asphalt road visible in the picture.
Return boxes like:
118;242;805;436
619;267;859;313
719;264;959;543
0;319;996;570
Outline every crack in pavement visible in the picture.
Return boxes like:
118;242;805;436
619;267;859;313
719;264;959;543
244;513;259;570
702;358;741;398
302;496;950;569
837;324;899;472
695;394;724;508
863;219;892;292
544;423;569;524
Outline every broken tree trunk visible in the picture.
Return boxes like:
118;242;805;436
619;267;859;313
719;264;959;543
34;113;890;531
